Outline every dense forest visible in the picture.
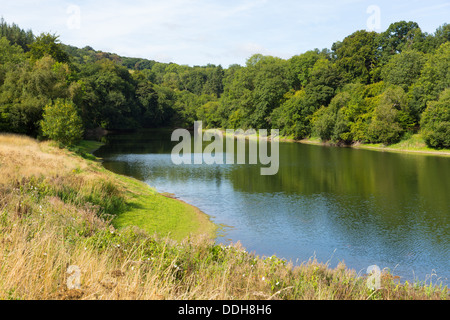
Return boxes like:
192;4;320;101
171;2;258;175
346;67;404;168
0;19;449;148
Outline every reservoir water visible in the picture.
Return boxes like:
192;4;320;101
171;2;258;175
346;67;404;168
95;130;449;285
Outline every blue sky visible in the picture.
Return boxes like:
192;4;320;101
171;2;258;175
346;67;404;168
1;0;449;67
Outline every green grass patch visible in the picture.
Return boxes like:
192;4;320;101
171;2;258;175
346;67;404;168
357;134;450;156
69;140;105;160
77;140;105;153
112;174;217;241
296;134;450;156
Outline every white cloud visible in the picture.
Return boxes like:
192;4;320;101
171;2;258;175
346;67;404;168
0;0;448;66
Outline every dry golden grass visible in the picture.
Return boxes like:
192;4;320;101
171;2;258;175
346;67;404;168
0;134;88;185
0;134;448;300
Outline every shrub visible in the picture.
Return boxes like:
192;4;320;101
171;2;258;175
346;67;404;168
40;99;84;146
367;103;404;144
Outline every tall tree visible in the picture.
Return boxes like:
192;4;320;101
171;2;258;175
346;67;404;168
305;58;342;107
287;50;322;89
378;21;423;64
28;33;70;64
249;55;290;128
334;30;379;84
0;56;72;135
0;18;34;52
78;59;139;129
408;42;450;119
381;50;425;91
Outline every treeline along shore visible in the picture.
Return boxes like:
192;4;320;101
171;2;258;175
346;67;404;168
0;19;449;151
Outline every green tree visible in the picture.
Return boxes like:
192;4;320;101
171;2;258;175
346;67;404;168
408;42;450;119
420;89;450;149
333;108;352;143
305;58;342;107
219;62;255;128
334;30;379;84
378;21;423;64
0;18;34;52
153;84;177;125
330;83;385;143
367;103;403;144
271;90;316;139
197;101;222;128
365;86;413;144
0;56;73;135
78;59;139;129
135;80;164;127
28;33;70;63
311;105;337;141
433;23;450;49
0;36;26;88
287;50;322;89
249;55;289;128
40;99;84;146
381;50;425;91
310;92;350;141
0;36;25;65
202;65;224;97
380;86;414;129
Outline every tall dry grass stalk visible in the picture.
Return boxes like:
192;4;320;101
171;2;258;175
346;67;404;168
0;134;448;300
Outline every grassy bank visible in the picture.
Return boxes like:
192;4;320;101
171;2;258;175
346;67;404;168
72;138;217;241
0;134;448;300
353;134;450;156
298;134;450;157
110;173;217;241
209;129;450;157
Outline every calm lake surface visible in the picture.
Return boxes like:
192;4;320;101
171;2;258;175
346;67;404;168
95;130;449;284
